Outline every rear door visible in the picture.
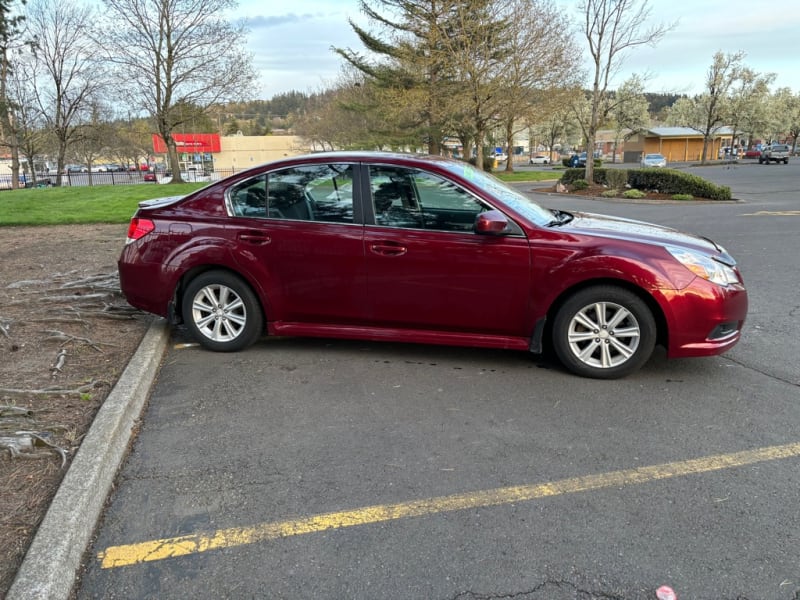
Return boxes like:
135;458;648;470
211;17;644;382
226;163;366;325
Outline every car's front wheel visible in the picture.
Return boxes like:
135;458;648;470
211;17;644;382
181;270;264;352
552;286;656;379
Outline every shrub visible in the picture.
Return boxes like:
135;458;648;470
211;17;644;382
561;167;614;187
627;168;731;200
560;168;586;184
601;189;618;198
468;155;497;172
571;178;589;190
672;193;694;201
623;189;646;199
605;169;628;190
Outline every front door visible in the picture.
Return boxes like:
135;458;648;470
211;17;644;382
363;165;531;337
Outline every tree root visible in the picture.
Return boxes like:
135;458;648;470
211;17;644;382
0;431;68;467
0;379;108;397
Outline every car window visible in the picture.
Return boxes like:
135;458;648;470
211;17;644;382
369;166;490;232
269;164;355;223
229;175;267;217
227;165;355;222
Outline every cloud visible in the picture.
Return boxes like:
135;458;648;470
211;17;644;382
246;13;317;29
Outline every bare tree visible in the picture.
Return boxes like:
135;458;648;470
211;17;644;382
667;51;744;163
26;0;99;185
577;0;672;181
610;75;650;162
94;0;257;183
727;67;774;153
8;66;49;184
496;0;578;172
440;0;515;169
768;87;800;152
0;0;31;189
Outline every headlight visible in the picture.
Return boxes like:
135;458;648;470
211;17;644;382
666;246;740;285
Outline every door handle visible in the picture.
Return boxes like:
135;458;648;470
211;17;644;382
238;232;271;245
370;243;407;256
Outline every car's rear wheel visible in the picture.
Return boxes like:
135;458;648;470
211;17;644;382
181;271;264;352
552;286;656;379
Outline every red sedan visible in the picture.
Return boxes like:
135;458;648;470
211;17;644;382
118;152;747;378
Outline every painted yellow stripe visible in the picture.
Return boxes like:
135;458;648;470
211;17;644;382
742;210;800;216
98;441;800;569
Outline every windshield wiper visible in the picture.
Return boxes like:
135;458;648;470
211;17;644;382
547;209;574;227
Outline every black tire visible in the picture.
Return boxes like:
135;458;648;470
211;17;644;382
552;285;656;379
181;270;264;352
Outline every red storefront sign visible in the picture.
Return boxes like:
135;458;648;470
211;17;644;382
151;133;221;154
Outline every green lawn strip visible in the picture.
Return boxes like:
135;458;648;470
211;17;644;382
0;183;207;226
494;170;560;183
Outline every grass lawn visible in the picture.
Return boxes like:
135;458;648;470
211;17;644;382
494;169;560;183
0;183;208;226
0;169;559;226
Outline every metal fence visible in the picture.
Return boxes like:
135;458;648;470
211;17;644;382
34;168;244;188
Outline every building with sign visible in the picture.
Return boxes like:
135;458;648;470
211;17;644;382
151;133;310;173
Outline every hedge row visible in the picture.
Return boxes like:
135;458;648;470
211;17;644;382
560;167;732;201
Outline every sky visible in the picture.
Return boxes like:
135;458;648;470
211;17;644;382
236;0;800;101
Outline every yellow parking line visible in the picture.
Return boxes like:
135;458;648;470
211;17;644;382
98;441;800;569
742;210;800;216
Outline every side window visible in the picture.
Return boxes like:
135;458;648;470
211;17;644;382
302;164;355;223
229;175;267;217
411;170;488;232
268;164;355;223
369;166;488;232
369;167;423;229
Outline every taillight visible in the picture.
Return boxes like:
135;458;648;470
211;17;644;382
126;218;155;243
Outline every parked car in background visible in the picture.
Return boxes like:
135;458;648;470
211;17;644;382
743;148;761;159
158;169;211;184
567;152;587;167
118;151;747;379
641;153;667;168
529;155;550;165
64;164;87;173
759;144;790;164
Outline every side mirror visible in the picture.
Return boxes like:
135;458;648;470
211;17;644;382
475;210;509;235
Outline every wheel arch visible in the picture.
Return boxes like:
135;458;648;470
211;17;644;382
538;277;668;353
171;264;267;326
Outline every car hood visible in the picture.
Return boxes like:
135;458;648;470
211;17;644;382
565;211;732;261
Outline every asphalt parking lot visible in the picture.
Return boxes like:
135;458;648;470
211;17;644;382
76;161;800;599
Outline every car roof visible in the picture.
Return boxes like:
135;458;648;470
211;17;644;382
232;151;466;180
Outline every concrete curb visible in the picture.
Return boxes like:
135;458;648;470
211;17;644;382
7;319;170;600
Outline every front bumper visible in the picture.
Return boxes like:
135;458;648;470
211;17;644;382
654;278;748;358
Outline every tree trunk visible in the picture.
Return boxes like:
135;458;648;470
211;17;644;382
166;136;184;183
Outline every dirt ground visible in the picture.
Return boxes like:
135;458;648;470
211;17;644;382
0;224;151;596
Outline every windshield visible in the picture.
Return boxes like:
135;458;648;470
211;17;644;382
441;161;555;226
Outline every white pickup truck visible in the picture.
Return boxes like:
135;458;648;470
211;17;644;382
759;144;790;164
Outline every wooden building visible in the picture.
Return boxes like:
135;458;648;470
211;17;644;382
622;127;736;163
